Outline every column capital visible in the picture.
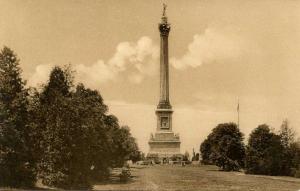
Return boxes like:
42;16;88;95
159;22;170;36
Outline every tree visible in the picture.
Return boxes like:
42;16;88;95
200;123;245;171
32;67;110;189
0;47;35;187
290;141;300;177
129;151;143;163
245;124;285;175
109;125;140;167
68;83;112;184
30;66;140;189
183;151;190;161
34;66;82;189
279;119;295;148
191;149;200;161
200;138;212;164
278;120;299;176
279;120;295;175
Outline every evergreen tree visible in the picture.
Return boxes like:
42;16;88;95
279;119;295;148
0;47;35;187
278;120;299;176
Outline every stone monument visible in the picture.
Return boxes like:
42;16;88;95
148;4;181;163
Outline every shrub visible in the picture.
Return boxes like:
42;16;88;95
119;167;131;182
294;170;300;178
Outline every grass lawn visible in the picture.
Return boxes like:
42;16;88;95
93;165;300;191
1;165;300;190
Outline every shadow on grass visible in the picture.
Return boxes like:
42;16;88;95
0;186;54;191
206;169;221;172
93;175;138;186
206;169;244;174
33;187;53;190
130;166;147;169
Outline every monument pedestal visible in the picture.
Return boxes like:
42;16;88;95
148;131;181;158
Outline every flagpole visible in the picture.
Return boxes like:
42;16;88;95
237;98;240;128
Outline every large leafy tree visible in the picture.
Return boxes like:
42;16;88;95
245;124;285;175
32;66;108;189
31;66;140;189
109;125;140;167
0;47;35;187
71;84;112;182
200;123;245;171
32;66;77;188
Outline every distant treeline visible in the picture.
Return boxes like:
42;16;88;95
200;121;300;178
0;47;142;189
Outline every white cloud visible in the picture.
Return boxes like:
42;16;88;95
27;30;242;88
171;28;243;69
27;64;52;87
76;36;159;87
28;36;159;87
75;60;116;88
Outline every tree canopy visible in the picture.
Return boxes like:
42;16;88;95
200;123;245;171
0;46;140;189
0;47;35;187
29;66;140;189
245;124;285;175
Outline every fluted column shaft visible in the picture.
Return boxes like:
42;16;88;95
158;16;171;109
160;34;169;104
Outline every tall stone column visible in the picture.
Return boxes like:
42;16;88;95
156;7;173;132
148;4;181;161
158;13;171;109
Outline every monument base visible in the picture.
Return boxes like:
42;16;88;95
147;131;182;163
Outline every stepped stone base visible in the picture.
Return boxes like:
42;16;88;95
148;131;181;161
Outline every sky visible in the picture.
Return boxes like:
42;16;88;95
1;0;300;154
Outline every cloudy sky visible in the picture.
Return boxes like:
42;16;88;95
1;0;300;153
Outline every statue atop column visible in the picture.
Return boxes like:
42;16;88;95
162;3;167;17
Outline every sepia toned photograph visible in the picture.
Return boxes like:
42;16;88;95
0;0;300;190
